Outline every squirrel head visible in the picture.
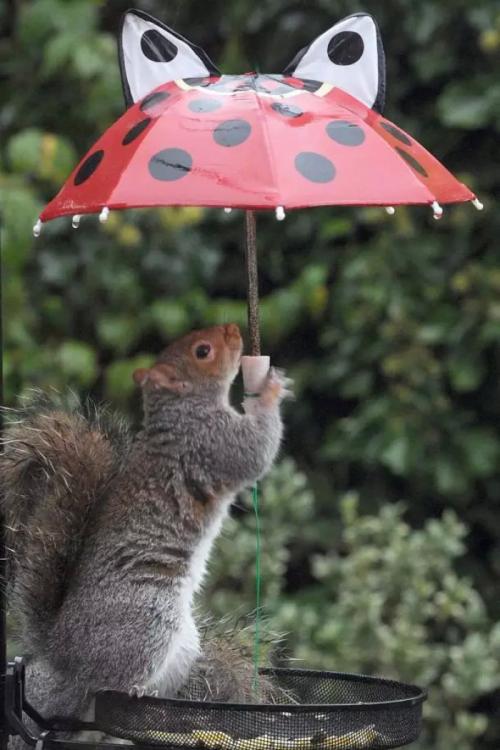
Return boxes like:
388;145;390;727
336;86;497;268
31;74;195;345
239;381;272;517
133;323;243;401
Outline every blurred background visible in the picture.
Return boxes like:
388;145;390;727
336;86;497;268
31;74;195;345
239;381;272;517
1;1;499;748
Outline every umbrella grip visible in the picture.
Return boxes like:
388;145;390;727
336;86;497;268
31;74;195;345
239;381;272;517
241;355;270;396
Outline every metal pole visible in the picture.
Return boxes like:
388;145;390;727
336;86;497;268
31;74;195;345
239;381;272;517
1;224;8;747
244;210;261;356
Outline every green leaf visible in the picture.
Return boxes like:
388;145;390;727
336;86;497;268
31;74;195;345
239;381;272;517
97;315;142;354
56;341;97;386
149;301;191;338
381;434;411;475
437;81;500;129
459;428;500;477
0;183;41;271
448;355;484;392
7;129;77;184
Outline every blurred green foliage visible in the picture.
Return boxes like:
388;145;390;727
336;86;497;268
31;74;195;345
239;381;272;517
1;0;500;748
206;463;500;750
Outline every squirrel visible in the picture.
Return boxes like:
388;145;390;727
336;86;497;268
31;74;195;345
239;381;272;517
1;323;291;739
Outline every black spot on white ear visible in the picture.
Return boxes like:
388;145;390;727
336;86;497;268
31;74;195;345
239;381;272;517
141;30;178;62
283;13;385;112
119;10;220;107
327;31;364;65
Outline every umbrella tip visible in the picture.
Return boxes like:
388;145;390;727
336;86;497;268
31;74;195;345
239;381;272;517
33;219;42;238
72;215;81;229
224;207;233;214
385;206;396;215
472;198;484;211
99;206;110;223
431;201;443;220
275;206;286;221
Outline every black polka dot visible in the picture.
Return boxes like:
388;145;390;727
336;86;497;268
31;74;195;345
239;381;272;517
327;31;364;65
213;119;251;147
141;30;178;62
268;84;296;96
74;150;104;186
300;79;323;93
205;79;236;92
381;122;412;146
184;77;211;86
395;148;428;177
326;120;365;146
140;91;170;112
122;118;151;145
271;102;303;118
295;152;335;183
188;98;223;113
283;78;322;93
149;148;192;181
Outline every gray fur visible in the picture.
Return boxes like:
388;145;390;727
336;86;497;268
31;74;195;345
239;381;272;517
3;326;288;744
0;390;131;652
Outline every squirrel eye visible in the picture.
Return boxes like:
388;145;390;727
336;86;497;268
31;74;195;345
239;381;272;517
195;343;211;359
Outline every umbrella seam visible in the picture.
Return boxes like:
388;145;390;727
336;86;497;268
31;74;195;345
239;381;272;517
253;76;282;207
333;90;438;204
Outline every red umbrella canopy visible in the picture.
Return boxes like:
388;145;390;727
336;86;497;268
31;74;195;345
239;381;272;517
37;10;478;229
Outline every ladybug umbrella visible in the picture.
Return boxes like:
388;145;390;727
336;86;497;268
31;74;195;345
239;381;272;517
33;9;482;361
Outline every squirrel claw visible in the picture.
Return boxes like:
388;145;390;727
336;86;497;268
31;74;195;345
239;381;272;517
129;684;148;699
261;367;294;405
269;367;294;398
129;685;159;699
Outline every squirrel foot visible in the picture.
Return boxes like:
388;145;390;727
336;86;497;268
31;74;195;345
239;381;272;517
129;685;159;699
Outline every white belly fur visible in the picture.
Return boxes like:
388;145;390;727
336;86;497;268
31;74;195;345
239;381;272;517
148;495;234;696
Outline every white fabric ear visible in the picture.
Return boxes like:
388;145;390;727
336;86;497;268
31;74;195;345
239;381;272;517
283;13;385;112
119;10;220;106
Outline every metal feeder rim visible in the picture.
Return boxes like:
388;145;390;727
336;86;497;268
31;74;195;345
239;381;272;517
96;667;427;713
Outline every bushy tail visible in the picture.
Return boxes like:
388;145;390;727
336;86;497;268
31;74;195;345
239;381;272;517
178;619;290;704
0;390;131;651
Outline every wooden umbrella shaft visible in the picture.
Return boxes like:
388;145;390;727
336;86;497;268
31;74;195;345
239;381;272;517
244;210;261;356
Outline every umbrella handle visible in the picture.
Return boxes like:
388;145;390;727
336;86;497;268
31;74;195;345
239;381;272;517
241;355;270;395
245;210;260;356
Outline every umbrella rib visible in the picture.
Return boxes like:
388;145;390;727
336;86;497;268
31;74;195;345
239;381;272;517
254;78;283;207
335;94;438;206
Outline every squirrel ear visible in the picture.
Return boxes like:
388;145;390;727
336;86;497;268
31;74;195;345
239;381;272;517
283;13;385;112
118;9;220;107
145;363;192;395
133;368;150;387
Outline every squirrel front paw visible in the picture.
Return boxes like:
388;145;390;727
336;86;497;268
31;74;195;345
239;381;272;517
259;367;293;407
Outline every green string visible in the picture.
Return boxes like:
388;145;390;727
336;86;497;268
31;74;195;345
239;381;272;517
251;482;262;695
